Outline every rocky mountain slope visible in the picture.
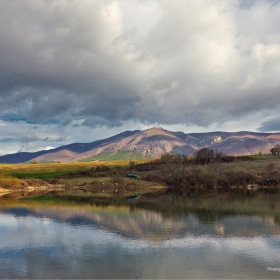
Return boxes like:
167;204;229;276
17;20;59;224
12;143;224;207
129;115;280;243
1;126;280;163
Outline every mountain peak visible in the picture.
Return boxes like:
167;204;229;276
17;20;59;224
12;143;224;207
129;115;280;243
152;126;163;129
142;126;171;137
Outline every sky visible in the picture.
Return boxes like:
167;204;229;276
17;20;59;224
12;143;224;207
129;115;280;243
0;0;280;155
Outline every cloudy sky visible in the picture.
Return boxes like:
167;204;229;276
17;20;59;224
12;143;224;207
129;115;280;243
0;0;280;155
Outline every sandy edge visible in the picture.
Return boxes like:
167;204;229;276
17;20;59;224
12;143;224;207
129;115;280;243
0;184;65;196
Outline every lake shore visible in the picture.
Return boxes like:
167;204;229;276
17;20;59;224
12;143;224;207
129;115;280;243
1;154;280;199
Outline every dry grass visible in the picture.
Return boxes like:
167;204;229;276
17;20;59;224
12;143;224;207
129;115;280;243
0;173;21;189
213;156;280;174
0;172;55;193
0;159;152;175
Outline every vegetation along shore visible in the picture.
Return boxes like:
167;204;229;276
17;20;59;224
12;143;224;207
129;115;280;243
1;147;280;199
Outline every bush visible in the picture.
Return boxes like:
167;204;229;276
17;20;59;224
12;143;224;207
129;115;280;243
95;165;110;172
111;174;126;184
129;160;136;170
217;170;256;189
221;156;235;163
143;173;165;183
135;162;157;171
0;173;21;189
157;153;188;164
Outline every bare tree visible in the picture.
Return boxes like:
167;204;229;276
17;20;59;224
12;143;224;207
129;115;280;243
195;148;215;165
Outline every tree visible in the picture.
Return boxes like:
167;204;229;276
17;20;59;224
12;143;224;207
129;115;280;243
164;155;187;186
270;144;280;156
195;147;215;165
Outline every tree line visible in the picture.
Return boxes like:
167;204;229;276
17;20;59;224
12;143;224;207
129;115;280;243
156;148;251;165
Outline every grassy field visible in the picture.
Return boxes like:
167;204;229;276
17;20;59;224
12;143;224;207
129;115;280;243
216;154;280;173
1;155;280;198
0;155;280;179
0;159;153;179
0;159;166;198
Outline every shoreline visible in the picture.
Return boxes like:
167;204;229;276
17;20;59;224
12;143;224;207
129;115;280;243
1;181;280;200
0;184;65;198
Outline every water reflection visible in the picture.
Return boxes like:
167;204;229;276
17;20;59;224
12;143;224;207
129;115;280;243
1;192;280;279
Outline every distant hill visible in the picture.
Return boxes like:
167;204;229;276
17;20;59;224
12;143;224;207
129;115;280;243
0;126;280;163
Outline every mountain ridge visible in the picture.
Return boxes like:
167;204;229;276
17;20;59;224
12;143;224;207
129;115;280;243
1;126;279;163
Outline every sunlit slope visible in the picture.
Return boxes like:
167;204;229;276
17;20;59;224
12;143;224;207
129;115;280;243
0;126;280;163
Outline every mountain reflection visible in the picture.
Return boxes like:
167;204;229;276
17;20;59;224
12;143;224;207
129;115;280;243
1;191;280;241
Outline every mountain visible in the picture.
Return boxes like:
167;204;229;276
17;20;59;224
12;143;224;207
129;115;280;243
1;126;280;163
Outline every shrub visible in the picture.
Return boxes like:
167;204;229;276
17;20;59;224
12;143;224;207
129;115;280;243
217;170;256;189
95;165;110;172
157;153;188;164
143;173;165;183
135;162;157;171
0;173;21;189
221;156;235;163
129;160;136;170
111;174;126;184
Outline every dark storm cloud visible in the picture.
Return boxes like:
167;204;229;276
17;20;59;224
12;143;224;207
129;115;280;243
258;118;280;132
0;0;140;126
0;0;280;130
81;116;122;128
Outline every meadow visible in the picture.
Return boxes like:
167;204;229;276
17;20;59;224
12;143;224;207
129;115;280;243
0;158;157;196
218;154;280;173
0;159;152;179
1;155;280;197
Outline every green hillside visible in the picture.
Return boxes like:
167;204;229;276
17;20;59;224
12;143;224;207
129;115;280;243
79;151;145;162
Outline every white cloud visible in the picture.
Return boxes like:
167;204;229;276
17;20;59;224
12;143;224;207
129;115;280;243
0;0;280;153
18;142;38;153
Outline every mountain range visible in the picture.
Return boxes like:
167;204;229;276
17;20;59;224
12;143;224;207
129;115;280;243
1;126;280;163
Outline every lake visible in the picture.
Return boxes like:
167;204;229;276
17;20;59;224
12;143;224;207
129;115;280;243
1;191;280;279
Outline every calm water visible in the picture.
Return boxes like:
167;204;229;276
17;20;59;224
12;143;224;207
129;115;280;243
1;192;280;279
